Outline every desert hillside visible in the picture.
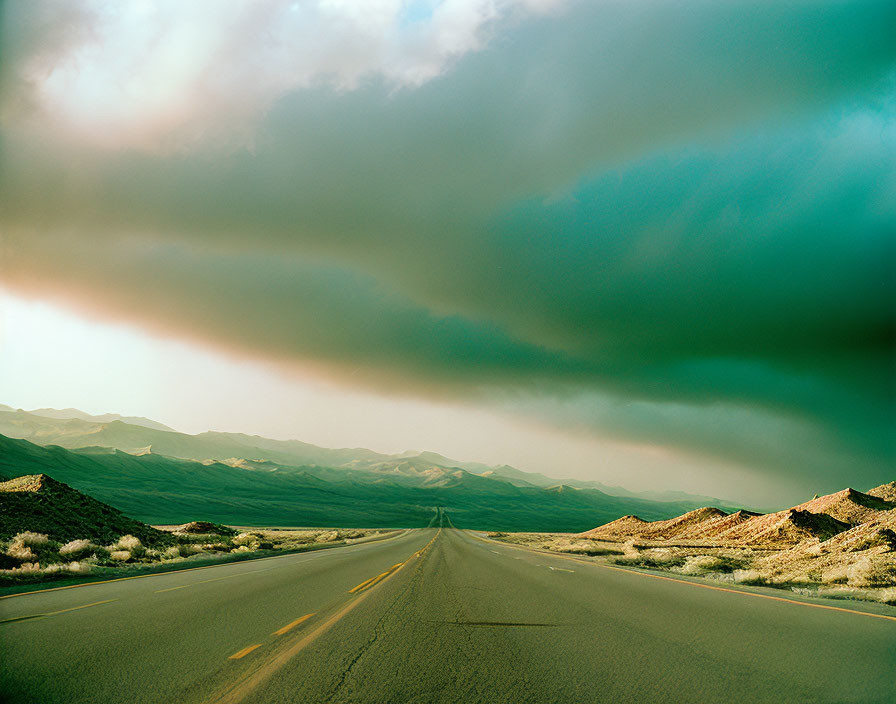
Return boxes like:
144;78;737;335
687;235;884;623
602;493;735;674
491;482;896;606
578;484;895;548
0;474;168;545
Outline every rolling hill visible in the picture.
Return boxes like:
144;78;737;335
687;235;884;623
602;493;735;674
579;485;895;547
0;406;741;509
0;433;714;532
0;473;168;545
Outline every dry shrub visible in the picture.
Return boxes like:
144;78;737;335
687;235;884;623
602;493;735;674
44;561;91;575
202;543;229;552
177;543;202;557
7;531;54;562
7;543;37;562
612;549;683;570
14;532;49;548
10;562;41;574
233;532;261;548
732;569;764;585
109;550;132;562
59;539;96;560
877;587;896;605
114;535;145;557
677;555;725;575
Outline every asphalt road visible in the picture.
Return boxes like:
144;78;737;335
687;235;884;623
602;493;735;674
1;522;894;703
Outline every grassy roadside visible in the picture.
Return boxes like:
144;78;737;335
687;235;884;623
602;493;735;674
480;530;896;610
0;528;404;598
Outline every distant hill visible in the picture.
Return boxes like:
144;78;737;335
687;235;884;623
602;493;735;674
10;405;176;432
0;406;741;509
0;473;169;545
0;434;713;532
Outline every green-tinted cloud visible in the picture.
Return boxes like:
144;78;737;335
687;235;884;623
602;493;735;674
1;0;894;499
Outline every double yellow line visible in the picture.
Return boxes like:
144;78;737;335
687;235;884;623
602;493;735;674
348;528;441;594
212;528;443;703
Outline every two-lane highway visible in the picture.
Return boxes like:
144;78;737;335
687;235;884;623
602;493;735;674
2;526;894;703
0;528;434;703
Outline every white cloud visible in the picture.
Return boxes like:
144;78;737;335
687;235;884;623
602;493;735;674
3;0;548;148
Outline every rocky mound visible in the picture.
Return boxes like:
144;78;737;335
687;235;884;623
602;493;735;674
0;474;169;545
728;509;851;545
637;507;728;540
866;482;896;503
675;509;760;540
791;488;894;525
581;507;731;541
174;521;237;536
579;514;647;539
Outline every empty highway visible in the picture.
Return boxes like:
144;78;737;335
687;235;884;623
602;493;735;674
1;522;894;703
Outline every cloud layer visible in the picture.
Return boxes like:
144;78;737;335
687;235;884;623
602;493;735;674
2;0;894;498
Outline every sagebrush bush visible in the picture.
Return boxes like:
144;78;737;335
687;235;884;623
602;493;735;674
6;532;64;564
12;562;41;574
14;532;50;548
611;551;685;569
732;569;764;585
177;543;202;557
44;561;91;575
114;535;145;557
59;539;96;560
677;555;725;575
233;533;261;548
878;587;896;605
7;543;37;562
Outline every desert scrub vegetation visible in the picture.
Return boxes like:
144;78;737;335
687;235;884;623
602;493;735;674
485;532;624;556
0;526;393;586
488;530;896;607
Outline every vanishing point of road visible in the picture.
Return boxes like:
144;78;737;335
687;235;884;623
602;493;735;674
2;516;894;703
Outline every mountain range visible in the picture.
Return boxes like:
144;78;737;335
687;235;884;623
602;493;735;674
0;406;744;531
0;405;739;508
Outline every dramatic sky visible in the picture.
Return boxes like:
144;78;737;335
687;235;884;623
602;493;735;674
1;0;894;506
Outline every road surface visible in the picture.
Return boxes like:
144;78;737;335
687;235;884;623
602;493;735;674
2;523;894;703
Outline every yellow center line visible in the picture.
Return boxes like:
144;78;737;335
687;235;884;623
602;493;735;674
273;613;314;636
347;528;441;594
348;574;379;593
467;531;896;623
228;644;262;660
209;528;443;703
360;571;391;591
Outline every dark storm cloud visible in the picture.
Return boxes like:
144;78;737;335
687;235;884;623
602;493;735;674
1;0;894;495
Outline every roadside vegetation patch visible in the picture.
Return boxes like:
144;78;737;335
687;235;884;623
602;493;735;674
0;525;393;587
